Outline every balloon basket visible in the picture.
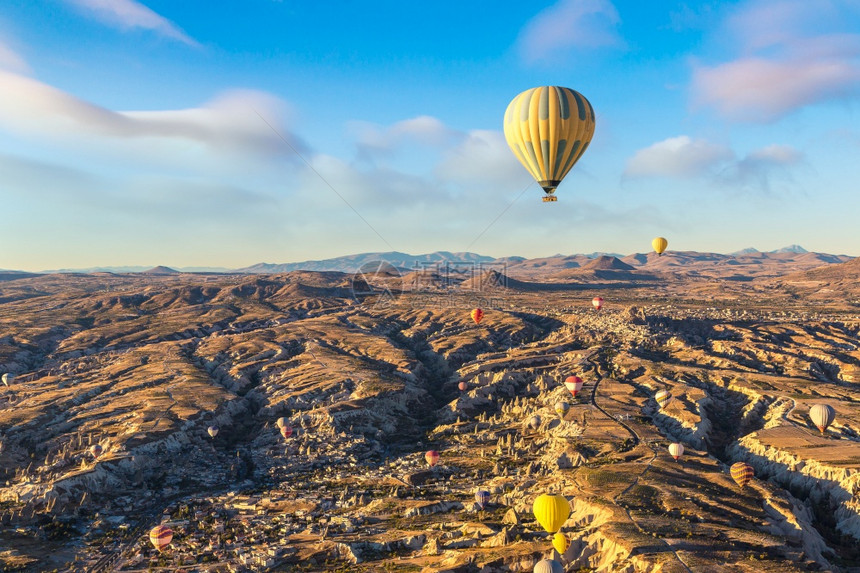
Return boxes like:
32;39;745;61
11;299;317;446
542;196;557;202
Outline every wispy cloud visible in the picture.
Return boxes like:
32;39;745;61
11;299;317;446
351;116;459;161
516;0;624;65
0;37;29;74
65;0;200;47
0;70;305;161
624;136;803;192
624;136;733;178
691;0;860;122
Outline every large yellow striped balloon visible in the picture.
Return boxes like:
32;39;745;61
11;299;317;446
532;493;570;533
504;86;596;202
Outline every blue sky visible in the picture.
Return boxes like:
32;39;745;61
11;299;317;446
0;0;859;271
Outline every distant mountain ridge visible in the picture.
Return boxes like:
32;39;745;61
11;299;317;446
12;245;851;275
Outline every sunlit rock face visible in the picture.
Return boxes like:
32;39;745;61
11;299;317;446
0;261;859;571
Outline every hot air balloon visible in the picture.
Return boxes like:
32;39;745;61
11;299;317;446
555;401;570;418
730;462;754;488
809;404;836;434
564;376;584;398
652;237;668;256
534;559;564;573
552;532;570;555
668;443;684;461
280;425;293;439
592;297;603;311
533;493;570;533
655;390;673;409
471;308;484;325
503;86;596;202
475;490;490;510
276;417;288;429
149;525;173;551
528;415;542;430
208;425;219;438
425;450;440;467
458;381;468;392
89;444;103;458
1;373;12;386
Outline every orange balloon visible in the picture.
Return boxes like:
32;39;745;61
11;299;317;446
471;308;484;324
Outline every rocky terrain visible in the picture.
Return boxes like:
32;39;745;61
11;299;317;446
0;253;859;571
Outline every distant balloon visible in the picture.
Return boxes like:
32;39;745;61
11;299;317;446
458;381;468;392
532;493;570;533
668;443;684;461
730;461;754;488
555;401;570;418
809;404;836;434
276;417;288;429
592;297;603;311
471;308;484;325
280;425;293;439
149;525;173;551
564;376;584;398
655;390;673;409
425;450;440;467
208;425;219;438
534;559;564;573
475;490;490;510
1;373;12;386
552;532;570;555
503;86;596;203
652;237;668;256
528;415;542;430
89;444;103;458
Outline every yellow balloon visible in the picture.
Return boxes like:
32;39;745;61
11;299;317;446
552;532;570;555
532;493;570;533
504;86;596;202
652;237;668;255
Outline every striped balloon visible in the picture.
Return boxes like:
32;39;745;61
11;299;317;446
555;401;570;417
425;450;440;467
564;376;583;397
503;86;596;202
475;490;490;509
534;558;564;573
730;462;754;488
471;308;484;325
149;525;173;551
668;443;684;461
655;390;673;409
809;404;836;434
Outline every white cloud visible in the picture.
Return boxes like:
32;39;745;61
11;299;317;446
625;136;803;193
0;70;303;161
624;136;733;178
350;115;460;163
691;0;860;122
66;0;199;47
516;0;623;64
435;130;527;185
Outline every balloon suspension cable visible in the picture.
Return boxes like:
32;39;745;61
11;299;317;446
464;180;534;251
254;110;394;251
